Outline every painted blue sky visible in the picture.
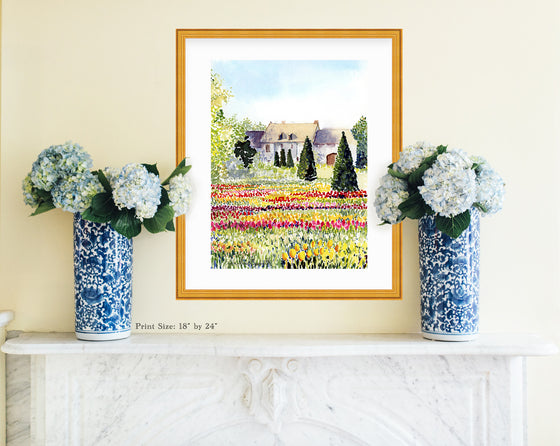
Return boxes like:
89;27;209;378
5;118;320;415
212;60;368;128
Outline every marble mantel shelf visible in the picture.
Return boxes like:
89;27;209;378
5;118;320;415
3;332;558;445
2;332;557;357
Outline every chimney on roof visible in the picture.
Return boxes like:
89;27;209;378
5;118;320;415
314;120;319;124
281;121;286;124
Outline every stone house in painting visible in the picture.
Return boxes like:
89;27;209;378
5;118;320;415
313;128;357;165
248;121;357;166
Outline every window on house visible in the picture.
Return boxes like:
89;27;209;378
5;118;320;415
289;133;297;140
265;145;270;152
279;132;287;140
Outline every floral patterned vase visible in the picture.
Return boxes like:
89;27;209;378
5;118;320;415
419;209;480;341
73;213;132;341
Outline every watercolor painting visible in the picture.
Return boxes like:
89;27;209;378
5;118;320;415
210;60;369;269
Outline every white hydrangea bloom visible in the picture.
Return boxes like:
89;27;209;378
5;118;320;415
168;173;192;217
112;163;161;221
472;156;505;215
374;174;409;224
51;171;104;213
393;141;438;174
419;149;477;217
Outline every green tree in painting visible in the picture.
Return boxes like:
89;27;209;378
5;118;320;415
331;132;359;192
210;70;265;182
286;149;295;168
297;136;317;181
304;149;318;181
280;148;287;167
210;71;234;183
351;116;368;169
274;151;280;167
297;137;310;178
234;136;257;168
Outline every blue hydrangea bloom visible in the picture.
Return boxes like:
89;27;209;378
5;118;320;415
374;174;409;224
22;173;41;207
471;156;505;215
51;171;104;213
29;142;93;192
419;149;477;217
102;167;120;189
168;173;192;217
112;163;161;220
394;141;438;174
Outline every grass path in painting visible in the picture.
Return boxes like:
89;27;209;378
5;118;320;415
210;179;368;269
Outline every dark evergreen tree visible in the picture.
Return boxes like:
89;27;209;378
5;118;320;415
280;148;287;167
297;137;311;178
274;151;280;167
234;136;257;168
304;147;317;181
286;149;294;168
297;136;317;181
331;132;359;192
351;116;368;169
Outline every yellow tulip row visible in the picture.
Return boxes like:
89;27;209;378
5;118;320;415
281;239;367;269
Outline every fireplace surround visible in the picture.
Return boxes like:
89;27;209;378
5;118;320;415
2;332;556;445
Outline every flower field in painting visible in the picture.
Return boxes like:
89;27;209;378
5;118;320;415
211;182;368;269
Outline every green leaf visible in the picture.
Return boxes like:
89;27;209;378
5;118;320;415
36;189;52;200
111;209;142;239
398;192;427;220
161;158;192;186
436;144;447;155
91;192;119;218
159;188;170;207
408;164;429;187
142;163;159;177
94;170;113;193
31;200;56;216
166;219;175;232
406;145;448;188
473;202;488;213
388;168;408;180
423;145;447;167
435;210;471;238
143;205;174;234
81;207;112;223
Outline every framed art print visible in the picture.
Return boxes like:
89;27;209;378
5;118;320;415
176;29;402;299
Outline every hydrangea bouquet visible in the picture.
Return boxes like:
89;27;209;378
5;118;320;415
23;142;192;238
374;142;504;238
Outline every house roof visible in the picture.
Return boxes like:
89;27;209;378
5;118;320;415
245;130;265;148
314;129;357;146
261;122;320;144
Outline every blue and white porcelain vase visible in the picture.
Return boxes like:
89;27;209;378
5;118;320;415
73;213;133;341
419;209;480;341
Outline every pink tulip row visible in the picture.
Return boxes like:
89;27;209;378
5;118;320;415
211;218;367;232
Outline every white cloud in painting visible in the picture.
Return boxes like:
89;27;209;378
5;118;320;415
213;60;369;128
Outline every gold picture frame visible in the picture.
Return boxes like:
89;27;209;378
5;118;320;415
176;29;402;299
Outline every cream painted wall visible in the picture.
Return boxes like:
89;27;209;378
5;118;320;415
1;0;558;443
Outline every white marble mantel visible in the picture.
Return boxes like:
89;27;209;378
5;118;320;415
2;332;556;357
0;311;14;446
2;332;557;446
